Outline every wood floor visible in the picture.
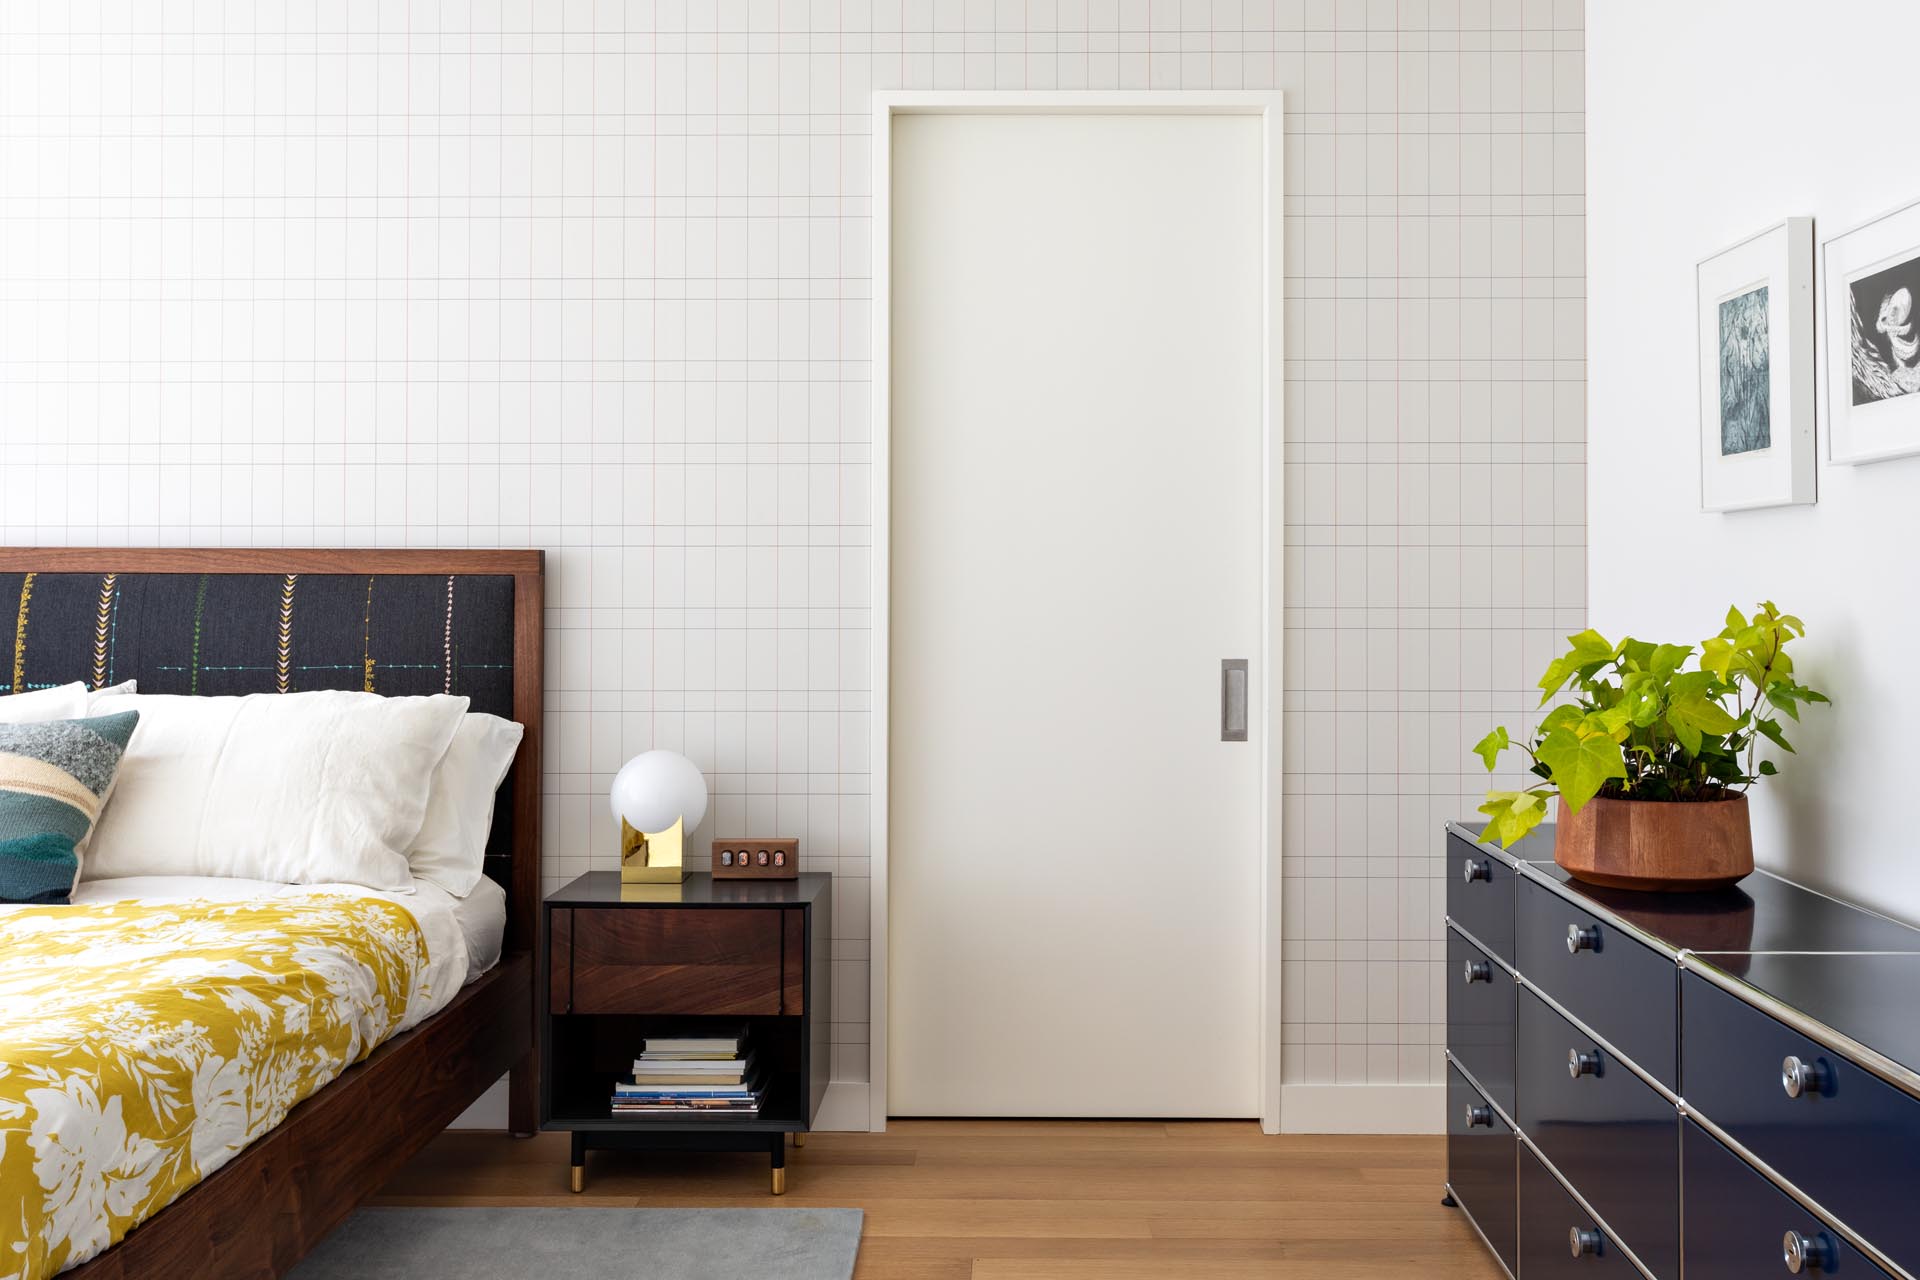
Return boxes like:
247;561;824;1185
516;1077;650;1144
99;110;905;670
372;1121;1505;1278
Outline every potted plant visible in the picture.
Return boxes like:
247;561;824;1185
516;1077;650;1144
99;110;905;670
1473;602;1828;891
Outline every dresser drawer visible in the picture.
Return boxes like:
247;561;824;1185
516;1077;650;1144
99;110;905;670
1449;926;1516;1117
1448;1061;1517;1276
562;907;804;1016
1682;971;1920;1275
1448;832;1517;964
1518;1145;1635;1278
1518;988;1678;1279
1682;1119;1892;1279
1519;877;1677;1088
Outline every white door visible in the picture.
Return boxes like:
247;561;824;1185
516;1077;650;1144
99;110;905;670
888;111;1267;1117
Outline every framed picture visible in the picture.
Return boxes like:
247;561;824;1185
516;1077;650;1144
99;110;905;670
1825;199;1920;464
1697;217;1815;511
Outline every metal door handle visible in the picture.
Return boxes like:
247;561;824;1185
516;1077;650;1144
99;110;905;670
1569;1048;1601;1078
1463;958;1492;984
1568;923;1600;953
1782;1056;1827;1099
1220;659;1247;742
1464;1104;1494;1128
1569;1228;1603;1258
1463;859;1492;884
1784;1229;1831;1273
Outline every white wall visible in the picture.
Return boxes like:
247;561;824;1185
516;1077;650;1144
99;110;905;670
1588;1;1920;920
0;0;1584;1121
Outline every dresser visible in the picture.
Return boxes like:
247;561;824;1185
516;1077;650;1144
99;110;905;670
1445;821;1920;1280
541;871;832;1195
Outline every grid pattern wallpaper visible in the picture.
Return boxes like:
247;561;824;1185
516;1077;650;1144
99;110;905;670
0;0;1583;1094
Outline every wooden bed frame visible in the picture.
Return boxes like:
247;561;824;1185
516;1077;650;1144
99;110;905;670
0;548;543;1280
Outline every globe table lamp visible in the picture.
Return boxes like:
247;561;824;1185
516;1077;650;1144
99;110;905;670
612;750;708;884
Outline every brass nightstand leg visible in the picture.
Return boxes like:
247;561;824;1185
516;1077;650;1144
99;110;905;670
792;1132;805;1148
771;1166;787;1195
570;1164;584;1194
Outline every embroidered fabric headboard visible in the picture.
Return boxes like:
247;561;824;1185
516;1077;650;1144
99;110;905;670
0;549;544;949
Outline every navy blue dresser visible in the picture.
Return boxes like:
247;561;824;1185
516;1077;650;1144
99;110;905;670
1445;821;1920;1280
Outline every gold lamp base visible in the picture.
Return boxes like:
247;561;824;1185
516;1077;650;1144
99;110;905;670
621;816;690;883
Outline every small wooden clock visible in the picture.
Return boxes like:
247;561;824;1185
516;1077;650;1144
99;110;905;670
712;838;799;880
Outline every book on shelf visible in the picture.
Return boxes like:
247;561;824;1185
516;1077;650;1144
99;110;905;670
614;1080;757;1097
641;1030;747;1054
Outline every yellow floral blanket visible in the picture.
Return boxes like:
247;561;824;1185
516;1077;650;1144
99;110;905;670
0;896;429;1279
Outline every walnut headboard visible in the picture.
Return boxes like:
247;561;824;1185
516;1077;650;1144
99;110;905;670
0;548;544;951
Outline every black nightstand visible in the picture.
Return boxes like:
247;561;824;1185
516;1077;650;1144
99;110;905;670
540;871;832;1195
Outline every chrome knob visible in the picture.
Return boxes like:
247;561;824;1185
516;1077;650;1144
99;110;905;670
1569;1227;1603;1258
1464;859;1492;884
1463;958;1493;984
1784;1229;1830;1273
1782;1055;1826;1099
1569;1048;1601;1078
1464;1104;1494;1128
1567;923;1600;953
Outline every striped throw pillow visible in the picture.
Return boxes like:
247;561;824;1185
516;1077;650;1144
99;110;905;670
0;711;139;904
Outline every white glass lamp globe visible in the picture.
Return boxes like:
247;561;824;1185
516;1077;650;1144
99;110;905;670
610;750;708;836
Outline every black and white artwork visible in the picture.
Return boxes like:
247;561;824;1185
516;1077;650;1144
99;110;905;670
1699;218;1813;509
1718;285;1771;455
1827;202;1920;464
1848;253;1920;406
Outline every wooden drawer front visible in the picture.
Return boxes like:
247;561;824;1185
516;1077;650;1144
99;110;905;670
1518;1145;1634;1278
571;908;797;1016
1682;1119;1892;1280
1518;988;1678;1279
1682;971;1920;1275
548;908;572;1012
1447;1061;1517;1276
1448;833;1516;965
1519;878;1677;1088
1448;926;1516;1118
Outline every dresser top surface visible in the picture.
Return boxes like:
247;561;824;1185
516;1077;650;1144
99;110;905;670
1451;821;1920;957
546;871;831;908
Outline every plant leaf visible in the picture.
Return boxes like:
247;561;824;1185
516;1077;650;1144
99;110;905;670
1477;789;1550;847
1754;717;1794;754
1535;727;1628;812
1649;643;1692;678
1472;727;1510;771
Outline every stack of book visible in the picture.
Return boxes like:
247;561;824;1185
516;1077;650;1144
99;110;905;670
611;1028;761;1117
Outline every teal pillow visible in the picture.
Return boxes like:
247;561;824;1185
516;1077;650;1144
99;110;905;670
0;710;139;904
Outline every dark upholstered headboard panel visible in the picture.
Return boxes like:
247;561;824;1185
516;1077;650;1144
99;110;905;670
0;549;544;950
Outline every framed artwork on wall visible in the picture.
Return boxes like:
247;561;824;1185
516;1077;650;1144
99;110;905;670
1696;217;1815;512
1825;199;1920;465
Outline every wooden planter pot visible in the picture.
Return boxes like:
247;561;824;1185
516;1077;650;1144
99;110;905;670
1553;793;1754;892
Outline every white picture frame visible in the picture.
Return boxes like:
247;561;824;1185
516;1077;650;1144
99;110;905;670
1697;217;1815;512
1825;199;1920;465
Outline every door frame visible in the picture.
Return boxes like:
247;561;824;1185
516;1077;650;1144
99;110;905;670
869;90;1285;1133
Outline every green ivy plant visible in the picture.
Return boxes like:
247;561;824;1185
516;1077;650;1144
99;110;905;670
1473;603;1829;848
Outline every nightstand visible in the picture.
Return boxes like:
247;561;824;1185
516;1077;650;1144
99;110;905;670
539;871;832;1195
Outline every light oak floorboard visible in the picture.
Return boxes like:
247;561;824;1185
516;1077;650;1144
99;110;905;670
372;1122;1504;1279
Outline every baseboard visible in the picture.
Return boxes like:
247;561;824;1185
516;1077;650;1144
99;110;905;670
446;1076;875;1132
1278;1083;1442;1134
813;1081;872;1132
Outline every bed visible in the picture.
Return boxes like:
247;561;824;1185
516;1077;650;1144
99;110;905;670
0;548;542;1280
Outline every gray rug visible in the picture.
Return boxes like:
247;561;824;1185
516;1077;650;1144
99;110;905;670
289;1207;863;1280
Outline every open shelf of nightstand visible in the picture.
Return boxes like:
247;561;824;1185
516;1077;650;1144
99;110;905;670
539;872;832;1195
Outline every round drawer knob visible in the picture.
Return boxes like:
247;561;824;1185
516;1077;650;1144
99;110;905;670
1568;1048;1601;1078
1569;1227;1603;1258
1464;1104;1494;1128
1463;859;1492;884
1567;923;1601;953
1782;1055;1827;1100
1463;959;1493;984
1783;1229;1831;1273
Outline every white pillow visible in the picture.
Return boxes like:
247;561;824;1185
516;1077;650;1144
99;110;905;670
0;682;88;723
85;690;469;889
408;712;525;898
